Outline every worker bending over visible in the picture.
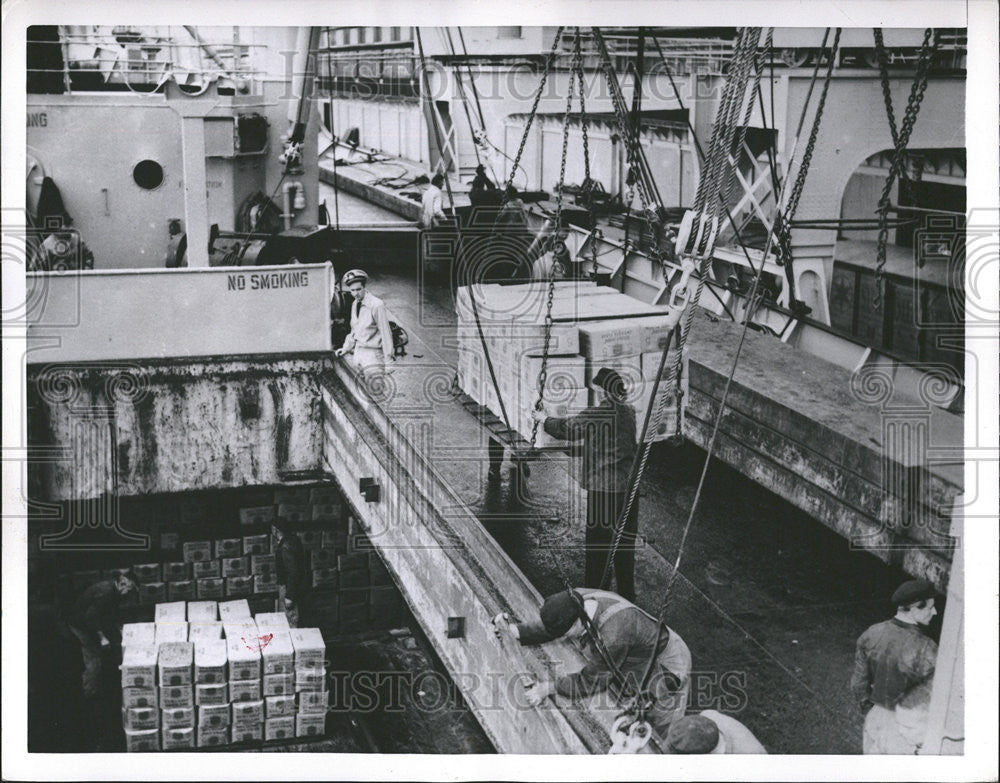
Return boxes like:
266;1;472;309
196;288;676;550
850;579;939;754
663;711;767;754
67;573;136;698
531;368;638;601
335;268;395;373
495;587;690;740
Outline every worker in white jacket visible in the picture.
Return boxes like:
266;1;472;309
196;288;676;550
335;269;395;372
419;173;446;229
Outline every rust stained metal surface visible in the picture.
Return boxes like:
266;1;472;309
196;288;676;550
27;355;329;500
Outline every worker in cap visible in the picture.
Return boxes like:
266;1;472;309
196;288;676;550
469;163;497;206
664;712;767;754
494;587;691;740
531;367;639;601
850;579;939;754
335;268;396;374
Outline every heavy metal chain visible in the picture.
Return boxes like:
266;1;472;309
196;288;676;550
503;28;565;195
670;28;762;435
572;30;601;279
592;32;669;285
783;29;840;231
873;29;913;196
486;28;565;247
774;28;841;297
602;30;763;587
530;47;579;448
575;29;592;199
873;28;938;309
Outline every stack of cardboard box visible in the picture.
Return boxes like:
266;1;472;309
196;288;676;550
121;622;160;751
221;600;264;743
122;602;333;750
130;532;277;609
456;282;686;444
255;612;296;741
290;627;327;738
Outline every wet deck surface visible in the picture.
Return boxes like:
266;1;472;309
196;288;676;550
341;246;946;755
323;182;955;754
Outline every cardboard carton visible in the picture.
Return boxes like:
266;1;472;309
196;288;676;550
160;726;195;750
194;682;228;706
193;639;228;684
229;678;262;702
161;706;195;728
122;686;158;709
295;713;325;738
120;645;157;689
218;599;251;622
154;601;186;623
265;694;296;718
197;703;230;729
159;684;194;709
196;726;230;747
124;727;160;752
262;673;294;697
122;705;159;731
122;622;155;648
265;716;296;741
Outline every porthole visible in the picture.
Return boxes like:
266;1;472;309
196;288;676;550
133;159;164;190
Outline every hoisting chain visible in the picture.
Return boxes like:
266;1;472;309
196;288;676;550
486;27;565;250
774;28;841;307
571;30;601;280
873;29;914;197
601;29;763;591
873;28;938;310
529;37;580;448
592;32;666;269
669;27;763;437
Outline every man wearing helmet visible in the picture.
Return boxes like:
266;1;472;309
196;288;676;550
334;269;395;372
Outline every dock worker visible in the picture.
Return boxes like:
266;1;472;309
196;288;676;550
850;579;939;754
469;163;497;206
271;521;310;628
663;711;767;754
531;368;639;601
419;172;447;229
67;573;136;698
334;269;396;373
494;587;691;740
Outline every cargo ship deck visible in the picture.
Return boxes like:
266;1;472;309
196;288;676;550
318;188;945;753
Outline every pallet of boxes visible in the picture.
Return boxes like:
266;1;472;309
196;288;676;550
455;280;689;445
120;598;327;750
128;520;278;618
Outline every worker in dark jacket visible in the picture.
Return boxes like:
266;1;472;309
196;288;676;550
531;368;638;601
67;574;136;698
494;588;691;740
469;164;497;206
850;579;939;754
271;522;311;627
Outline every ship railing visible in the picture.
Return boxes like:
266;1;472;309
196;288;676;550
27;26;269;95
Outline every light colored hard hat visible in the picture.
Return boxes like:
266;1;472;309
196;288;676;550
342;269;369;287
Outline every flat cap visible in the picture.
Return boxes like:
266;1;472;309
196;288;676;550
665;715;720;754
593;367;627;403
538;589;582;640
891;579;936;607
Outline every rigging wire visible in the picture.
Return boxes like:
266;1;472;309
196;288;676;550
630;27;844;721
